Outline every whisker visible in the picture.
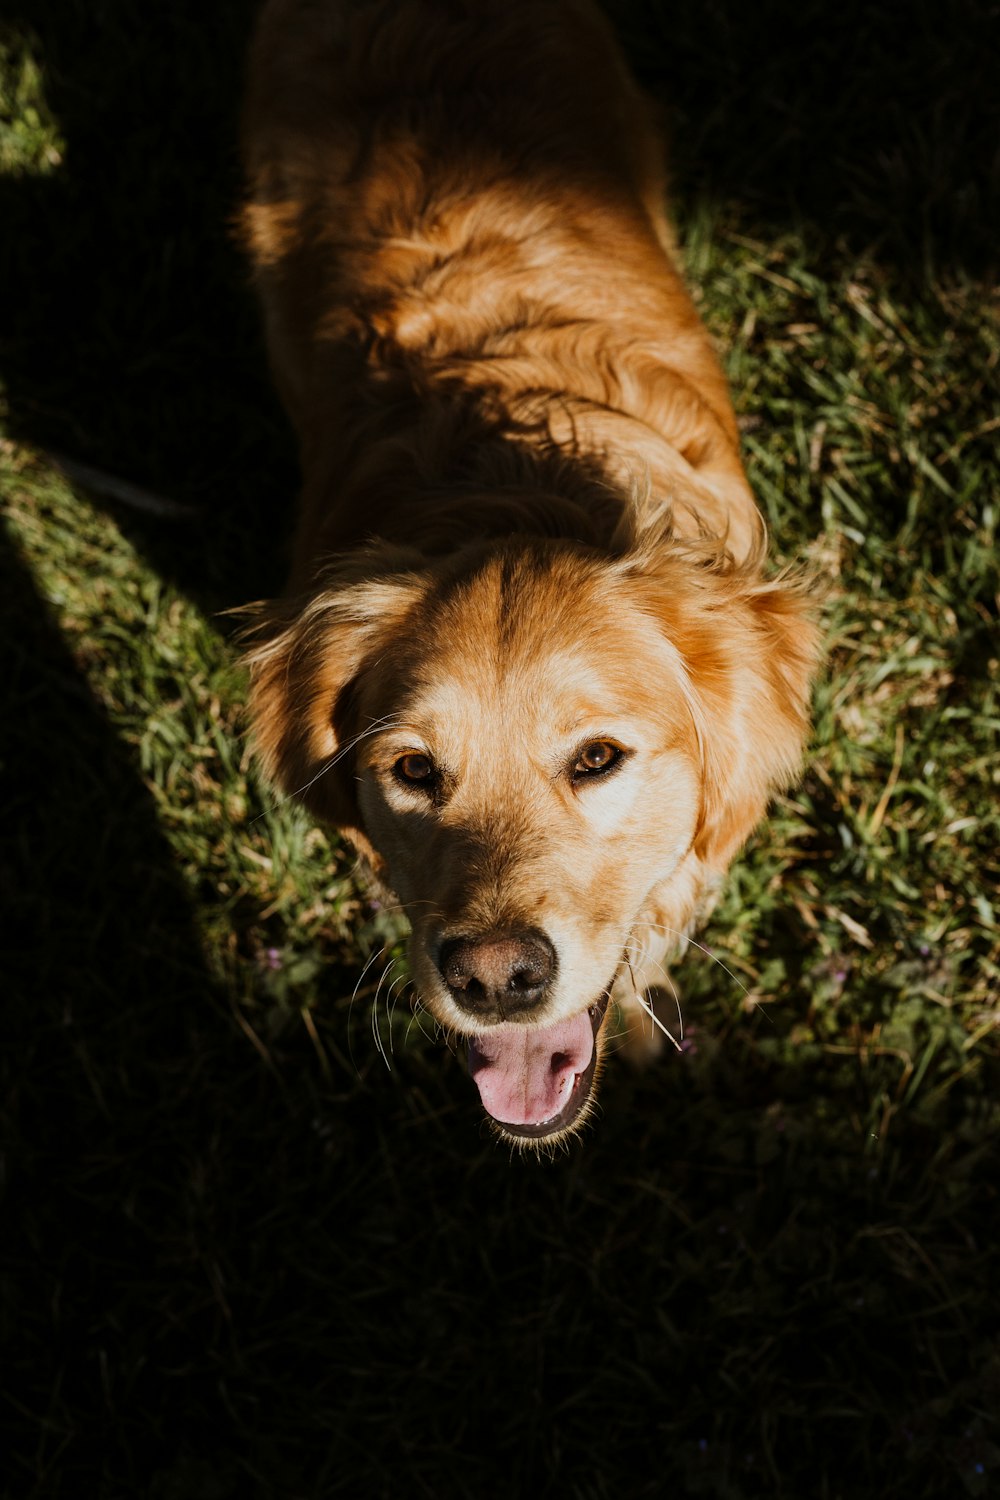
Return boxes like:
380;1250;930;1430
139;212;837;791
604;1028;632;1058
630;985;684;1053
250;715;407;825
623;946;683;1052
437;1020;462;1058
406;999;439;1048
636;920;754;1002
628;940;685;1041
347;942;390;1075
350;942;389;1006
367;896;440;921
385;971;410;1055
622;951;649;1041
370;958;396;1071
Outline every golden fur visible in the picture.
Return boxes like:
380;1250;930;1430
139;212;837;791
239;0;821;1146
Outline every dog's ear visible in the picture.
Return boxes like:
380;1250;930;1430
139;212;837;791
238;572;426;860
626;550;822;873
687;571;821;870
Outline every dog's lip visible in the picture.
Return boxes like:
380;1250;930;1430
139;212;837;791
466;993;609;1141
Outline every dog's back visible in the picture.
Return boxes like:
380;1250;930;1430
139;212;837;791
241;0;759;584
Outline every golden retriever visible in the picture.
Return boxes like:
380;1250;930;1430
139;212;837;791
239;0;820;1146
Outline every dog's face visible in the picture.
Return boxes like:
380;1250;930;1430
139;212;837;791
353;549;705;1139
245;538;817;1145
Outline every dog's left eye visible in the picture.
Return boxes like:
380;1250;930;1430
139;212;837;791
394;752;435;788
571;741;625;780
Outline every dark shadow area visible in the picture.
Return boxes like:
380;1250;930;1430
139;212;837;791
0;0;997;613
0;0;295;614
0;523;317;1489
613;0;999;277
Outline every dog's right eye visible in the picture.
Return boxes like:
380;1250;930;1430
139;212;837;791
394;752;435;788
571;740;625;781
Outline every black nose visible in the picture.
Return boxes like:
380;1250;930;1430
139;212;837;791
438;929;557;1019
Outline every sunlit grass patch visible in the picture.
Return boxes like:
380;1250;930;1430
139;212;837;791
0;27;64;176
667;211;1000;1171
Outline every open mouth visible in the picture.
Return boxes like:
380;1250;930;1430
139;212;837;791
466;993;610;1143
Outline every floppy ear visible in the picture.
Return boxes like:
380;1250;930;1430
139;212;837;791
238;571;426;859
629;551;822;873
685;572;821;870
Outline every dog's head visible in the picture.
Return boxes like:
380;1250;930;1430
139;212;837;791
243;536;818;1146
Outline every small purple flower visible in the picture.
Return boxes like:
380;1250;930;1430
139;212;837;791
264;947;282;971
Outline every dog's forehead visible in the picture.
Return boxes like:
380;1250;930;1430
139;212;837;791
391;557;677;730
428;549;644;657
407;641;632;729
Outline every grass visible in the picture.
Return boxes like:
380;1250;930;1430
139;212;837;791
1;1;998;1496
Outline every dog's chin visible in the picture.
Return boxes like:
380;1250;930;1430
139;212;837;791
466;994;610;1150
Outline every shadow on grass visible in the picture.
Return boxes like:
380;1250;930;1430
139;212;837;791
0;522;256;1489
612;0;998;277
0;0;293;614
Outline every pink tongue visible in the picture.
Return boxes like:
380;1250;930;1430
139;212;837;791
467;1011;595;1127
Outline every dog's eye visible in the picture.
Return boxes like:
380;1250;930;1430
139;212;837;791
394;752;435;788
572;741;624;780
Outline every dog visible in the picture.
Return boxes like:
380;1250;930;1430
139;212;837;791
239;0;820;1147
